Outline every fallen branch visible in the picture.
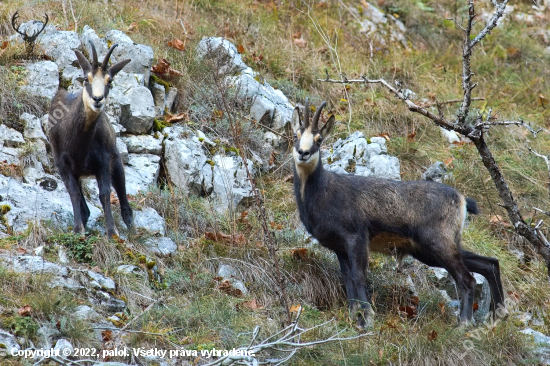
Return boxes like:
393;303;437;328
202;307;372;366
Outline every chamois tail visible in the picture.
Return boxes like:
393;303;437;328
466;197;479;215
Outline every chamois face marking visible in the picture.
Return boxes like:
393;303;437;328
83;70;113;113
291;100;335;199
75;42;130;120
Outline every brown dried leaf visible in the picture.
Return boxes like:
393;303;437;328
409;296;420;306
507;291;520;301
427;329;438;341
16;247;26;254
539;94;548;107
167;38;186;51
398;305;417;318
164;112;189;124
110;192;119;205
406;131;417;142
444;157;455;167
242;298;263;310
292;31;302;39
292;248;308;261
127;22;139;33
473;302;479;312
151;58;183;77
377;132;391;141
18;304;32;317
438;302;445;315
293;38;307;48
102;329;112;342
290;304;301;313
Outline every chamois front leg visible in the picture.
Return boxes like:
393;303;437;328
336;251;359;321
60;172;86;235
346;234;375;330
96;165;118;237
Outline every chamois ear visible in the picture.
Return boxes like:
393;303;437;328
291;106;302;133
75;50;92;76
320;115;335;139
108;59;131;77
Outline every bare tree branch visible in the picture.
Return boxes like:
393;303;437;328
476;120;543;137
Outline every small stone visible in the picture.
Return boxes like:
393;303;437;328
143;237;177;256
134;207;165;236
54;339;74;356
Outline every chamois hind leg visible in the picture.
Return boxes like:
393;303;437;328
461;250;506;318
111;156;133;229
78;180;90;227
96;162;118;237
345;234;374;330
410;238;476;325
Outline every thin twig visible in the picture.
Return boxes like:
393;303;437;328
529;148;550;196
477;120;542;137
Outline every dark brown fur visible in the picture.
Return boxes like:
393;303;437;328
48;43;132;236
292;99;505;328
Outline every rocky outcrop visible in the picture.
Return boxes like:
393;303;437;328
322;132;401;180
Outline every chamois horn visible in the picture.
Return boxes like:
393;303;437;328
312;101;326;130
102;43;119;71
303;97;310;128
89;41;98;69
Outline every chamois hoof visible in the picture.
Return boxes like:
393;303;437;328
456;319;475;329
354;305;375;331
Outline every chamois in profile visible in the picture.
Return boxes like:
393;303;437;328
291;98;505;329
48;42;132;236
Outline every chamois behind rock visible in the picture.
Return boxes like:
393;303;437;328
291;99;505;329
48;42;132;236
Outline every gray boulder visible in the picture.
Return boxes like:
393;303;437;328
21;113;47;141
119;86;155;133
211;154;255;213
38;30;81;71
164;127;213;196
88;270;116;291
116;138;129;164
21;61;59;100
121;135;162;155
105;30;154;85
165;86;178;111
151;83;166;116
0;124;24;147
0;329;20;355
124;154;160;196
53;339;74;357
196;37;251;76
323;132;399;180
80;25;109;61
422;161;448;183
143;236;177;256
134;207;165;236
3;255;68;276
230;73;294;132
0;174;102;233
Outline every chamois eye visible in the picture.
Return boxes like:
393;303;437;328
317;136;323;144
293;133;297;140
